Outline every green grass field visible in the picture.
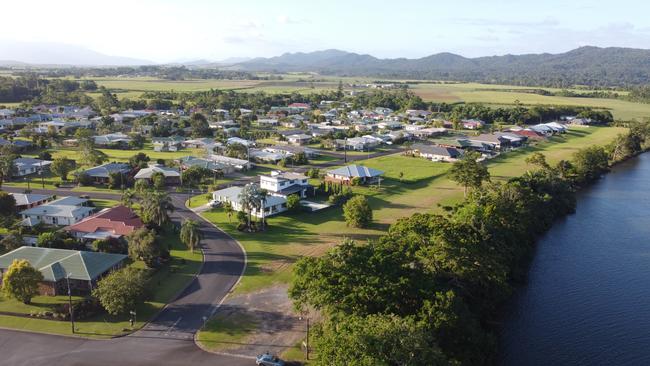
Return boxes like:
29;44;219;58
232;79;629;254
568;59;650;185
196;311;259;352
410;82;650;121
0;233;202;338
201;126;625;295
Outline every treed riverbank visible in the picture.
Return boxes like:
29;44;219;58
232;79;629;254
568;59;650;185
286;122;650;365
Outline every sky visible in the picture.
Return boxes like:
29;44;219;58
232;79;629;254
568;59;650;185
2;0;650;63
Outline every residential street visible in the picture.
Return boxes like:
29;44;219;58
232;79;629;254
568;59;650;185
0;187;249;366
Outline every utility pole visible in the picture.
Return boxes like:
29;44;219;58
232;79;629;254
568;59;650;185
65;273;75;334
344;137;347;163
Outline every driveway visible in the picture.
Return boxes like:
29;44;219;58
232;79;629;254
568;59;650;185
0;187;249;366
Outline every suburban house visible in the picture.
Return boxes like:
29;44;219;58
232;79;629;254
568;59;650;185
207;154;251;170
212;185;287;218
152;136;185;152
464;134;510;150
9;193;52;211
511;129;546;140
462;119;485;130
286;133;313;146
82;163;132;184
227;137;255;147
260;171;310;198
134;164;181;185
410;127;447;139
93;133;131;147
336;136;381;151
0;247;127;296
496;132;527;147
326;165;384;185
409;144;463;162
179;156;235;176
249;149;287;163
182;138;218;149
265;145;318;158
65;205;144;241
20;196;95;226
13;157;52;177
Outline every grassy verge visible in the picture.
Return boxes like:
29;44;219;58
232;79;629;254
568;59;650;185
196;311;259;352
188;193;212;208
0;231;202;338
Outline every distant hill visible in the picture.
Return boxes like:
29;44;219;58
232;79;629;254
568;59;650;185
236;47;650;87
0;41;153;66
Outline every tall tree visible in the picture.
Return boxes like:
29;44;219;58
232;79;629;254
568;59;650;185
140;191;173;228
127;228;163;267
343;195;373;228
50;157;75;181
448;151;490;196
180;219;202;253
0;146;17;186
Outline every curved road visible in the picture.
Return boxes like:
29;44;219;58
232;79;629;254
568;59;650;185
0;187;248;366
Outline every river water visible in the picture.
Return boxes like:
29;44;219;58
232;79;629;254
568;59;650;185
500;153;650;366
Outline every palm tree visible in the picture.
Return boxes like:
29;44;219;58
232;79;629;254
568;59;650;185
224;201;234;223
258;189;268;230
180;219;202;253
141;191;174;228
121;189;136;208
238;183;261;231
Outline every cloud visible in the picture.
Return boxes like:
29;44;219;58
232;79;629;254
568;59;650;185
276;15;306;25
453;17;559;28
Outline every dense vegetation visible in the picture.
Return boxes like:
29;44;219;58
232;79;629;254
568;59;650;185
237;46;650;87
12;66;261;81
0;75;97;103
289;123;650;365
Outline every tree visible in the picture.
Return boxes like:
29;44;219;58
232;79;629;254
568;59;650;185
181;166;211;188
226;143;248;160
50;157;75;181
572;145;610;183
238;183;262;230
190;113;211;138
0;232;23;252
0;146;17;186
343;195;372;228
121;189;136;208
92;267;147;315
36;231;76;249
140;191;173;228
314;314;449;366
180;219;202;253
93;237;128;254
127;228;163;267
129;152;150;168
223;201;234;222
134;178;151;193
0;191;17;218
525;152;550;170
151;171;166;190
448;151;490;196
2;259;43;304
286;194;301;212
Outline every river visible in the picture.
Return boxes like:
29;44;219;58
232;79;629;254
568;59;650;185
500;153;650;366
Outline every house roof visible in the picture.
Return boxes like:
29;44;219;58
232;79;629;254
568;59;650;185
412;144;463;158
0;247;126;282
328;165;384;178
9;193;52;207
65;205;143;238
84;163;131;178
14;158;52;171
213;185;286;208
134;165;180;179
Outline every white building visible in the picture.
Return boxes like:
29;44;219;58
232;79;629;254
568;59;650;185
20;196;95;226
260;171;309;198
212;186;287;218
13;158;52;177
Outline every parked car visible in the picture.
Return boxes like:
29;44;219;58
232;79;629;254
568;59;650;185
255;352;285;366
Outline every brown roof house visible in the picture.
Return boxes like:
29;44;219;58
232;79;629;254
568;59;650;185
65;205;144;241
0;247;127;296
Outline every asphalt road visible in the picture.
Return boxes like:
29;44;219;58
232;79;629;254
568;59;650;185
0;187;249;366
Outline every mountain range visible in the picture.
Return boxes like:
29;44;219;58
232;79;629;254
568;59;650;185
2;42;650;87
232;47;650;87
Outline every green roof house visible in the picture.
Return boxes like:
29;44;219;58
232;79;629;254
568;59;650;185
0;247;127;296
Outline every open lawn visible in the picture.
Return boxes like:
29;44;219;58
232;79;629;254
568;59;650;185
195;311;259;352
0;232;202;338
203;126;626;295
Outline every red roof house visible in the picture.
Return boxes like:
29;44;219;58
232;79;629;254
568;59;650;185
65;205;144;240
512;129;546;140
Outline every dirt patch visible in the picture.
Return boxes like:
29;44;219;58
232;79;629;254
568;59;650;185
199;285;313;358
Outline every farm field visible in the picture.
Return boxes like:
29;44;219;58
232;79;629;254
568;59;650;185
81;75;650;121
202;126;626;296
